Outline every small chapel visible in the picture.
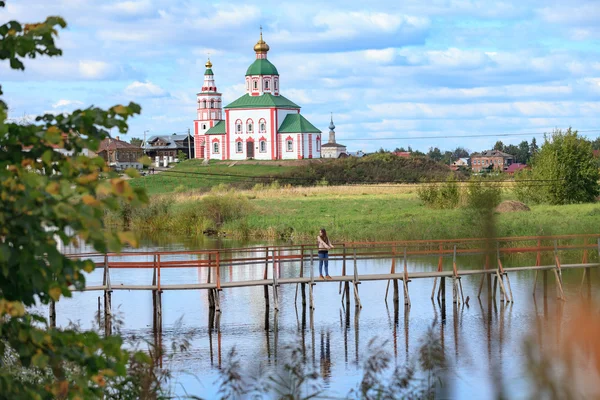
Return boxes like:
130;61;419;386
193;31;322;160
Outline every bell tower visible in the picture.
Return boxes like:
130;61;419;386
194;58;223;158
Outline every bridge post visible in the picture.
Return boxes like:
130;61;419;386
452;246;458;304
353;249;362;308
553;241;566;301
272;249;279;311
264;247;270;308
301;246;307;307
214;252;221;312
432;244;443;300
103;253;112;336
309;249;315;310
207;253;214;309
402;247;410;307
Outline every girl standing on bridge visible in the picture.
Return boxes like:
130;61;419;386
317;229;334;280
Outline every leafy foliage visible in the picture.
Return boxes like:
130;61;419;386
417;176;460;209
515;128;599;204
279;153;455;186
0;4;161;398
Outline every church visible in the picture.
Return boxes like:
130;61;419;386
193;31;322;160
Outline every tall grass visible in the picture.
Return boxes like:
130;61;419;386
105;192;253;235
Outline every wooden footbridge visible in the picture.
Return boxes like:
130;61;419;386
60;234;600;334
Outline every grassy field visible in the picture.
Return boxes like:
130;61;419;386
230;187;600;241
112;183;600;242
128;159;299;195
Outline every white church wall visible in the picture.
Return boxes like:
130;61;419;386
314;134;321;158
228;109;273;160
276;109;299;129
279;134;299;160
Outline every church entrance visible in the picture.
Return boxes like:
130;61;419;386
246;141;254;159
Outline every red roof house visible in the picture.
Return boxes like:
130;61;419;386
505;163;529;174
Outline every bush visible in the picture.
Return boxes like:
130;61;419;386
515;128;599;204
200;193;253;226
417;176;460;209
277;154;456;186
465;178;502;210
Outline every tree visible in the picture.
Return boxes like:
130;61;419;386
0;6;157;398
451;147;469;160
177;150;187;161
529;137;539;158
493;141;504;151
130;137;143;147
516;140;530;163
441;151;453;165
393;147;406;153
504;144;519;159
515;128;599;204
591;137;600;151
427;147;443;162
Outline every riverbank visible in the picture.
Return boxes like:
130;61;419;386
107;185;600;242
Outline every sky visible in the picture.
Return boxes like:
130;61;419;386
2;0;600;153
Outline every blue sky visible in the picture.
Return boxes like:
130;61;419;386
2;0;600;153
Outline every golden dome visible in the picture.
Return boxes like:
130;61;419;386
253;30;270;53
205;58;213;68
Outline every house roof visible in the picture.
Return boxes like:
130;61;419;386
246;59;279;76
322;143;347;148
348;151;366;157
206;120;226;135
505;163;528;173
278;113;321;134
471;150;513;158
224;93;300;109
98;137;141;152
393;151;411;158
143;134;191;150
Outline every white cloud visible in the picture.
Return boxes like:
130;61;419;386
79;61;114;79
124;81;168;97
52;99;84;109
108;0;153;15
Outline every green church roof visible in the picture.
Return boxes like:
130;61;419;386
205;120;226;135
245;58;279;76
224;93;300;109
204;68;214;75
278;113;321;134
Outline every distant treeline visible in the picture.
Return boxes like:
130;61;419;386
275;153;455;186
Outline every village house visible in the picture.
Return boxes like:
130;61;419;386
97;136;143;170
450;157;469;171
470;150;513;172
505;163;529;175
143;134;194;167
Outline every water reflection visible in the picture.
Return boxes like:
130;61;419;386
50;237;600;398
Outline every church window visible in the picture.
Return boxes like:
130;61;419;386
213;142;220;154
316;137;321;152
286;139;293;152
265;80;270;90
260;140;267;153
201;100;206;108
253;81;258;90
236;120;242;133
210;100;214;108
236;141;243;153
202;124;206;130
247;120;253;133
260;123;266;132
274;79;278;90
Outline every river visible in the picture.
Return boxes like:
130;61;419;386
48;234;600;399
